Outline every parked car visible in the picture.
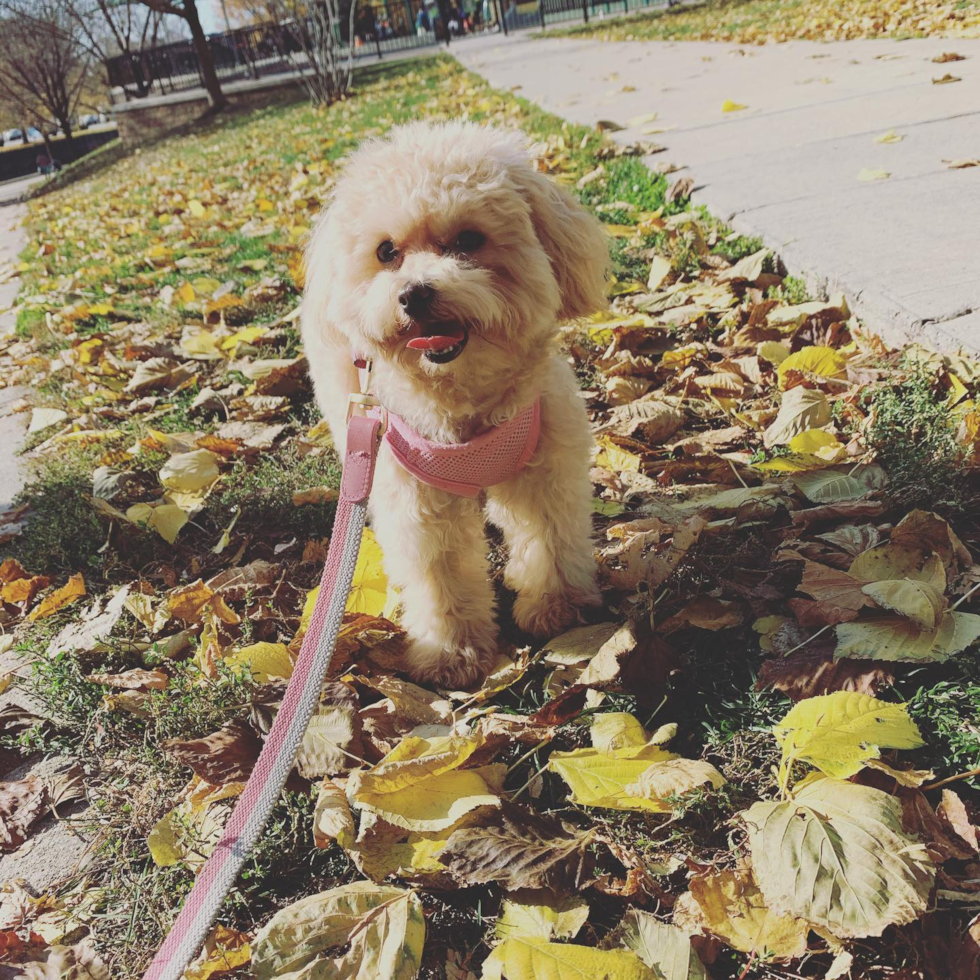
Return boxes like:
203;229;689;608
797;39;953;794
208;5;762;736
26;127;43;143
78;114;100;130
3;128;24;143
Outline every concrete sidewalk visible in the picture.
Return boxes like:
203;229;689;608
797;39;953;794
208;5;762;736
456;33;980;352
0;174;40;510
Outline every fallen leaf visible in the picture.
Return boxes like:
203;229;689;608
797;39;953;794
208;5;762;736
28;573;86;622
687;868;808;958
772;691;923;788
484;936;655;980
251;881;425;980
441;803;594;891
744;774;935;938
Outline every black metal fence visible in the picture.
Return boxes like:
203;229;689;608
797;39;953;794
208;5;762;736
106;0;672;102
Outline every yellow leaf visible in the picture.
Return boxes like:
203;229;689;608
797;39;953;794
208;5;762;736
219;326;268;352
28;573;86;621
834;611;980;663
176;282;196;304
225;642;293;682
126;502;190;544
787;428;845;460
484;937;655;980
661;344;706;370
252;882;424;980
188;200;206;218
595;436;642;473
862;578;946;630
159;449;221;493
495;893;590;942
548;713;680;811
352;733;484;796
303;528;388;626
757;340;791;365
773;691;923;790
148;800;225;870
353;768;499;832
857;168;890;181
625;758;726;801
776;345;847;389
687;869;808;958
646;255;671;291
722;99;747;112
182;926;251;980
849;543;946;587
875;130;904;144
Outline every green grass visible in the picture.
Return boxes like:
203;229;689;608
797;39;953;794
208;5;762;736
863;360;972;515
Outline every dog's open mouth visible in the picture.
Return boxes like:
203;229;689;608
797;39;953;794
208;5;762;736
405;324;469;364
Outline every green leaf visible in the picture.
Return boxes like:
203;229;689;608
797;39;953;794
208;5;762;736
773;691;923;789
252;881;425;980
744;776;935;938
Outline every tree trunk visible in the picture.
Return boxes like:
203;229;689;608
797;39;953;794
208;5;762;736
183;0;227;111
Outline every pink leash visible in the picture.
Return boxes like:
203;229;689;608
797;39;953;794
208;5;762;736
143;412;383;980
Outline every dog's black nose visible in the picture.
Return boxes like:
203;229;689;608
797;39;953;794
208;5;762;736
399;282;434;318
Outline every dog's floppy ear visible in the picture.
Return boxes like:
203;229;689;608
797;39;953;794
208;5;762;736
515;168;610;320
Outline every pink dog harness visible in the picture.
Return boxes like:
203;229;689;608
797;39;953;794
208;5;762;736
379;399;540;497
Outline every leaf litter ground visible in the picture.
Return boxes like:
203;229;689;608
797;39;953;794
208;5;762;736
1;54;980;980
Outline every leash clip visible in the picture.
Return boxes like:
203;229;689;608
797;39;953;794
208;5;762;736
346;392;387;441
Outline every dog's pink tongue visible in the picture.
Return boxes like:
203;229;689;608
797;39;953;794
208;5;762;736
406;327;465;352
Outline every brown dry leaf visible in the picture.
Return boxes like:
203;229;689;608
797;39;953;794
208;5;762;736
795;560;870;624
0;559;28;585
10;939;110;979
938;789;979;854
27;573;86;622
687;868;808;959
1;574;51;606
757;648;895;701
168;579;241;625
441;803;595;892
0;778;48;852
661;596;742;633
164;719;262;785
86;668;169;691
601;516;706;591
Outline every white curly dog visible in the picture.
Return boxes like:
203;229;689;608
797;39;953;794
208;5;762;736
302;121;609;686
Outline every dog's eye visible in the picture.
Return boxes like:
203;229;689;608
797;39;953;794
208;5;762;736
453;230;485;253
376;240;398;263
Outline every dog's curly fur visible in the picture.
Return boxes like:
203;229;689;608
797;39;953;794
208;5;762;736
301;121;609;686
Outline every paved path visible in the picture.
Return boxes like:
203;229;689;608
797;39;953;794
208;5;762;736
456;33;980;352
0;174;41;510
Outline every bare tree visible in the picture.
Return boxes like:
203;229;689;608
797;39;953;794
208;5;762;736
67;0;166;99
241;0;355;105
133;0;227;109
0;0;92;143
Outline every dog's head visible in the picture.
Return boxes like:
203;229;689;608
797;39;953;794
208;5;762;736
303;121;609;410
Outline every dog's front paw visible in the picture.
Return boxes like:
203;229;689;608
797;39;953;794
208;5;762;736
513;588;601;638
403;634;498;689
